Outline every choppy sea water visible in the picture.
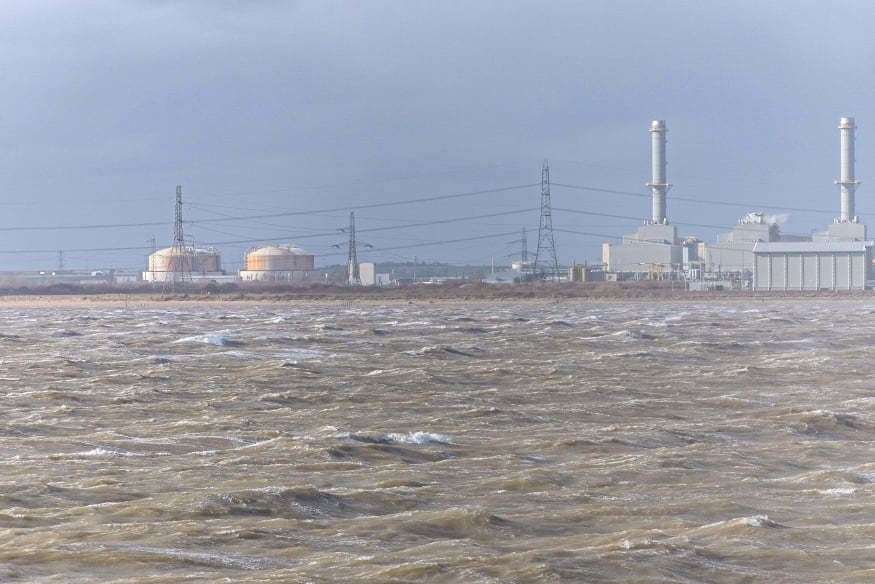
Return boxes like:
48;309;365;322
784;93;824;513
1;300;874;582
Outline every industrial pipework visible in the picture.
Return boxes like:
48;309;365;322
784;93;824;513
837;116;860;222
646;120;670;224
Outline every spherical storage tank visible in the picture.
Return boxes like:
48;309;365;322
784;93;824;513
245;245;315;272
148;246;222;274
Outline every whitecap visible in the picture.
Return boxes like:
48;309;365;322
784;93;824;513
818;487;856;496
384;432;454;445
175;333;239;347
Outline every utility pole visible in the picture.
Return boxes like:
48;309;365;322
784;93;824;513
347;211;360;286
57;250;64;271
533;159;560;281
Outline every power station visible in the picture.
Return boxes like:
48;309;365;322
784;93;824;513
10;115;872;293
602;120;683;277
602;116;874;291
132;116;875;291
752;117;873;291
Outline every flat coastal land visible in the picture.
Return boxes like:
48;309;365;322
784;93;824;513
0;282;869;309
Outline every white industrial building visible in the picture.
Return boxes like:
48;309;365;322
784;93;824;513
357;262;395;286
753;241;871;291
359;262;376;286
142;245;233;283
703;213;779;274
753;117;874;291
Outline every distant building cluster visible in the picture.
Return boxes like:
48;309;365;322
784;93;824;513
602;117;873;291
141;243;317;285
6;118;868;293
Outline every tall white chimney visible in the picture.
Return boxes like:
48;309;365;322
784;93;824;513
837;116;859;222
646;120;670;224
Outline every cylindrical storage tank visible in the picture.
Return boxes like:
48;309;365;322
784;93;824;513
196;248;222;273
245;245;315;272
148;246;222;273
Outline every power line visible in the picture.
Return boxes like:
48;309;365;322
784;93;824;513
313;230;521;258
0;183;537;233
0;219;172;232
552;182;841;216
186;208;537;248
0;207;537;255
185;183;539;225
553;206;735;231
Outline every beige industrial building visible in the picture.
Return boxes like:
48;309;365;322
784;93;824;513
239;244;315;281
142;246;231;283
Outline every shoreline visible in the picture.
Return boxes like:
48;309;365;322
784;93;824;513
0;288;871;309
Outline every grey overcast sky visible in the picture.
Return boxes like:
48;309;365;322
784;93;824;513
0;0;873;270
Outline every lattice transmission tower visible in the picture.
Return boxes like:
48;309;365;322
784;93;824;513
167;185;191;292
520;227;528;266
533;160;560;280
347;211;360;286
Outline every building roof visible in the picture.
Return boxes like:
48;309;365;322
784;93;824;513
753;241;873;253
248;244;309;256
151;246;219;256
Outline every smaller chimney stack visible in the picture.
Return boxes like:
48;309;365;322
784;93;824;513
646;120;670;224
837;116;860;222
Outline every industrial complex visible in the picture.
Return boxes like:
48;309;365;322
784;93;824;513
603;116;873;291
0;116;870;293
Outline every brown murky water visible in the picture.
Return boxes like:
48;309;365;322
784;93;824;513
1;300;874;582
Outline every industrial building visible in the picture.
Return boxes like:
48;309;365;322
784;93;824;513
753;241;870;291
0;269;141;288
142;245;233;283
357;262;393;286
568;263;605;282
602;120;684;276
702;213;781;275
752;117;874;291
600;116;874;292
239;244;315;281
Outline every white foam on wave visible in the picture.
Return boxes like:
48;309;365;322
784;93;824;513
404;345;439;356
696;514;781;530
608;330;651;342
193;436;284;456
80;447;139;457
175;333;235;347
384;432;453;445
103;544;280;570
67;446;170;458
393;320;434;327
818;487;857;496
739;515;777;527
